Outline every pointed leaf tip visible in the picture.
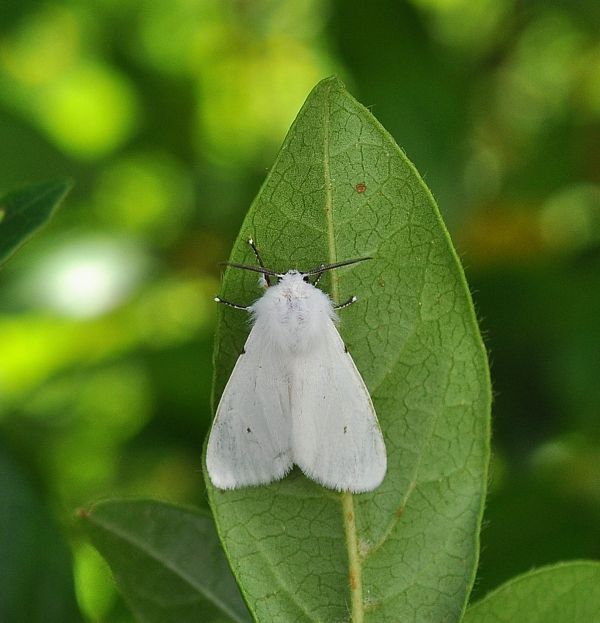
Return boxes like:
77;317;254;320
0;179;73;266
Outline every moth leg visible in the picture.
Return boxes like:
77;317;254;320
214;296;249;311
312;265;326;287
248;238;271;287
334;295;358;310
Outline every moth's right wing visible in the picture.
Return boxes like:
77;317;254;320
206;323;293;489
291;319;386;493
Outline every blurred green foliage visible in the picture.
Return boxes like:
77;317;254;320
0;0;599;621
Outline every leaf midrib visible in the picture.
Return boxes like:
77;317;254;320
9;183;62;217
0;181;71;265
320;79;364;623
88;513;246;623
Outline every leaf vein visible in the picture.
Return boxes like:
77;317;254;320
89;514;246;623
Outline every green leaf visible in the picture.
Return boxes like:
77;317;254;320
463;561;600;622
0;443;83;623
80;499;251;623
206;76;491;622
0;179;72;266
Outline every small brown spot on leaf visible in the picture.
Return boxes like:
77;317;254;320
395;506;405;519
350;570;358;589
355;182;367;193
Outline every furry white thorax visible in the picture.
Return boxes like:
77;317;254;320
249;271;337;355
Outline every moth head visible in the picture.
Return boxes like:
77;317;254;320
279;269;305;284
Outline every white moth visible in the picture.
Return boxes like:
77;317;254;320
206;239;386;493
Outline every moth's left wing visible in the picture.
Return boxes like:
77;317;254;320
291;319;387;492
206;322;293;489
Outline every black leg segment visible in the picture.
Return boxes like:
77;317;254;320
248;238;271;287
214;296;249;311
334;295;358;310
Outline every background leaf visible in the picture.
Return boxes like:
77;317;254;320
206;77;491;622
0;179;72;266
0;443;82;623
463;561;600;623
81;499;251;623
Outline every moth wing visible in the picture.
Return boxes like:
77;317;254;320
206;323;293;489
291;319;387;493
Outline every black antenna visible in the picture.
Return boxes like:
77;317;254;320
303;256;372;277
220;262;281;277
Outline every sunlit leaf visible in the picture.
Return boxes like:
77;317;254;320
0;179;72;266
206;77;491;622
463;561;600;622
80;499;250;623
